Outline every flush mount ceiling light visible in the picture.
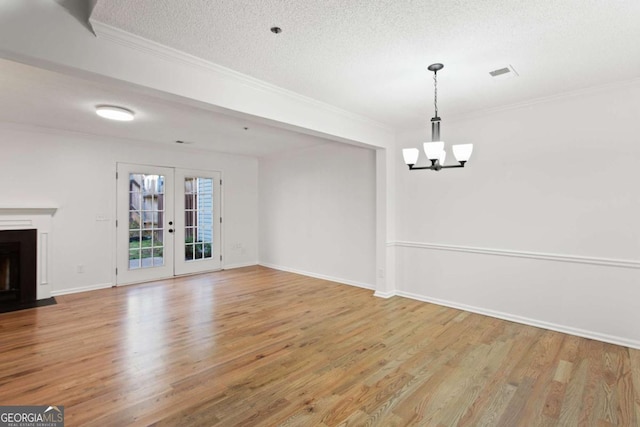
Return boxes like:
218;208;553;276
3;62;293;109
402;63;473;171
95;105;135;121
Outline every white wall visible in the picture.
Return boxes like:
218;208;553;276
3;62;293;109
395;79;640;348
0;125;258;295
259;143;377;288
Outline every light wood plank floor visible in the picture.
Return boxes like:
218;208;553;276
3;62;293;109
1;266;639;426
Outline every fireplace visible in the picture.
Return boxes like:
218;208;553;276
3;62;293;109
0;229;37;310
0;207;56;309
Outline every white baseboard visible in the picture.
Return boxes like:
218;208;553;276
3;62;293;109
52;265;257;296
259;262;375;290
223;262;258;270
51;282;113;296
373;290;396;299
395;290;640;350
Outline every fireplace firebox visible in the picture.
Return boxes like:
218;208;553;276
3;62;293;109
0;229;37;311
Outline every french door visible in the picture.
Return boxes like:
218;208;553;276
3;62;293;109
116;163;221;285
174;168;221;275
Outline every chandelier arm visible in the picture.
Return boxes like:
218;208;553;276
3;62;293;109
407;162;466;171
408;165;436;170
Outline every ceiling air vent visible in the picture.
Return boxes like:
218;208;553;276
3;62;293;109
489;65;518;80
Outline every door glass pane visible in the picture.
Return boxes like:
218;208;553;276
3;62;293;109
129;211;141;230
185;210;194;227
184;177;213;262
129;173;165;270
153;230;164;245
129;250;140;269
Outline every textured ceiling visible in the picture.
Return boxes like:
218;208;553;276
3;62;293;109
91;0;640;127
0;58;328;156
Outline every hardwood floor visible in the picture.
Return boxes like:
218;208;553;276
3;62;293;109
1;266;638;426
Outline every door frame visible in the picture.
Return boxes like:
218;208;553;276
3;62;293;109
115;162;224;286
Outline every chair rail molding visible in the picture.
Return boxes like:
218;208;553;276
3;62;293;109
390;241;640;269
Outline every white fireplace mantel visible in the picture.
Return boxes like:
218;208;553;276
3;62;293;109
0;207;57;216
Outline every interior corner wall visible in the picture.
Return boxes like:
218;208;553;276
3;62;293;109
0;125;258;295
258;143;377;288
395;80;640;348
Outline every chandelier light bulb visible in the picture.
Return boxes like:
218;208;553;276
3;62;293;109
423;141;444;160
452;144;473;162
402;148;420;165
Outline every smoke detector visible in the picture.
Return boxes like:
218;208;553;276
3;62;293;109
489;65;519;80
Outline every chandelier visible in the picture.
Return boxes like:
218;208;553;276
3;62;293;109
402;63;473;171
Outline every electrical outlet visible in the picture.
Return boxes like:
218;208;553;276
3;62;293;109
76;264;85;274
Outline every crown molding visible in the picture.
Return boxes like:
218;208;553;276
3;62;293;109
90;21;392;134
446;76;640;124
391;241;640;269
